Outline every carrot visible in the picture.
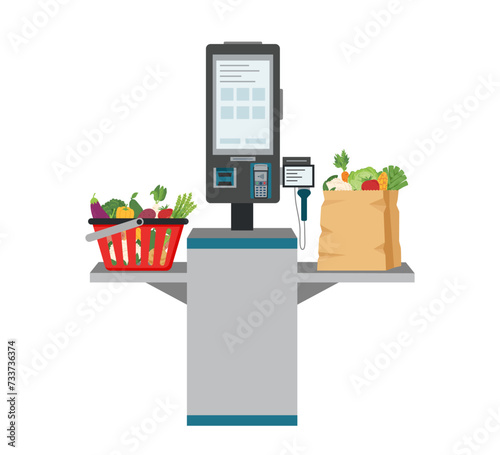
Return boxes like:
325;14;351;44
334;150;350;182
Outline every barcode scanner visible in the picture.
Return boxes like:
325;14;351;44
297;189;311;221
282;157;314;250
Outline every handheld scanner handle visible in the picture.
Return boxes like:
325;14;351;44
297;189;311;221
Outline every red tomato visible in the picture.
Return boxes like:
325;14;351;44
361;179;380;191
158;208;173;219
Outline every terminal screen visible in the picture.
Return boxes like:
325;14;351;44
213;55;273;155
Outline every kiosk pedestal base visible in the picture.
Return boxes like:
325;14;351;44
187;228;297;425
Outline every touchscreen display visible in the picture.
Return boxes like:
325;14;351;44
213;55;273;155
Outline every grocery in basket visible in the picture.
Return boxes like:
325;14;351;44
86;186;197;271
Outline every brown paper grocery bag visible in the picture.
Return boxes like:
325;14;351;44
317;190;401;271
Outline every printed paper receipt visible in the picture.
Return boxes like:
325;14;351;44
215;59;271;152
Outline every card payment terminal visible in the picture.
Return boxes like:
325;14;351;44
253;164;269;199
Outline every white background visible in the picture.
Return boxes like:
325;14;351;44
1;0;500;454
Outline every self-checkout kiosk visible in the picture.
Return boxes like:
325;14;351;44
188;42;299;425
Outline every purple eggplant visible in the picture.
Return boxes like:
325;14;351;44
138;208;156;218
90;193;109;218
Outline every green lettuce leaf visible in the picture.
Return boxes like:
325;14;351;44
347;167;379;191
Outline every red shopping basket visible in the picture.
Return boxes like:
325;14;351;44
86;218;188;271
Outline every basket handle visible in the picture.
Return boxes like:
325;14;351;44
85;218;144;242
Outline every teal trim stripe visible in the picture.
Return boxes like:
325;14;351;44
187;238;297;249
187;415;297;426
